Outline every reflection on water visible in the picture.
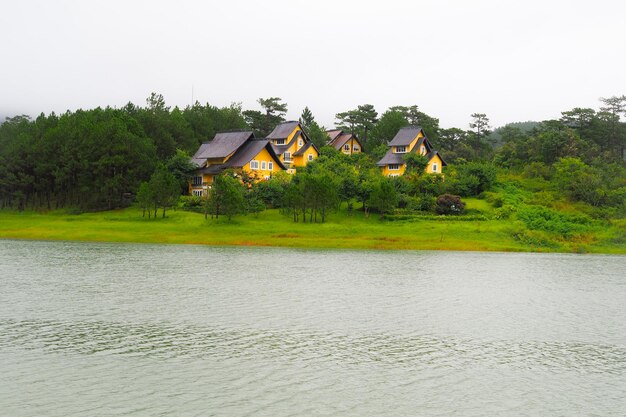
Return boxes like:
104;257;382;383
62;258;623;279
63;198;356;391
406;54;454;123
1;240;625;416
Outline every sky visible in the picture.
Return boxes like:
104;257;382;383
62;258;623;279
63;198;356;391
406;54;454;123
1;0;625;129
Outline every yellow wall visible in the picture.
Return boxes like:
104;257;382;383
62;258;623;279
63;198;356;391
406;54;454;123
243;147;282;180
340;138;362;154
381;163;406;177
293;146;319;167
425;154;444;174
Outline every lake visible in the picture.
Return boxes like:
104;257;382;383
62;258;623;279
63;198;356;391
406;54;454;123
1;240;625;416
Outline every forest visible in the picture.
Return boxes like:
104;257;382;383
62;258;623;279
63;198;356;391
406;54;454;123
1;94;625;234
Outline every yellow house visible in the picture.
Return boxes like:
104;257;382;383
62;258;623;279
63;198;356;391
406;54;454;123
377;126;446;176
266;121;319;172
326;130;363;155
189;131;286;196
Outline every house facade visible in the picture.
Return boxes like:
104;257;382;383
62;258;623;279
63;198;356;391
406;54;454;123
377;126;446;176
267;121;319;171
326;130;363;155
189;131;285;196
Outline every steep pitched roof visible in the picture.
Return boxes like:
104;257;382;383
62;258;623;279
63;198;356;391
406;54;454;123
376;149;404;166
326;129;343;142
191;143;212;167
426;150;447;166
388;126;424;146
329;132;358;150
293;140;319;156
227;140;286;170
267;121;300;140
195;131;255;160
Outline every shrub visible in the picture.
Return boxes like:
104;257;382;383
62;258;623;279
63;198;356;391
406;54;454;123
454;162;497;196
436;194;465;215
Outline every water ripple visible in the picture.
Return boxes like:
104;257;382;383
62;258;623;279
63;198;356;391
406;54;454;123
2;318;625;375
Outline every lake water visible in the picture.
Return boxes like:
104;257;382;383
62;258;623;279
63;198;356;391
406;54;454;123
1;240;625;416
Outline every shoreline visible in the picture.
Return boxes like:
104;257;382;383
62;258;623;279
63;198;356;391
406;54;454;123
1;208;624;255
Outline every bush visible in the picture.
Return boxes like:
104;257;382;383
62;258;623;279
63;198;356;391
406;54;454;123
516;205;593;237
454;162;497;196
435;194;465;215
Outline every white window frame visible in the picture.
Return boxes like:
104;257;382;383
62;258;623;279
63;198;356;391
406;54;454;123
395;146;406;153
420;146;426;155
284;152;291;161
250;160;259;170
261;161;266;170
308;153;314;161
192;189;203;197
268;162;274;171
388;164;400;170
432;163;438;172
275;139;285;145
298;139;303;147
192;176;203;186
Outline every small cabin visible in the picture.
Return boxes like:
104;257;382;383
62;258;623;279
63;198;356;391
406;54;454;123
376;126;446;176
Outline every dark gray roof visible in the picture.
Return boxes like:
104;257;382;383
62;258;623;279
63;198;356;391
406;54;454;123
388;126;423;146
426;151;447;166
267;121;300;139
227;140;286;169
376;149;405;166
293;140;318;156
196;131;255;159
191;143;211;167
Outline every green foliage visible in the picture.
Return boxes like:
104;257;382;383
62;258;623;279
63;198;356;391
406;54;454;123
516;205;594;237
403;153;429;176
166;149;196;194
369;177;399;218
205;172;247;220
453;162;497;196
243;97;287;137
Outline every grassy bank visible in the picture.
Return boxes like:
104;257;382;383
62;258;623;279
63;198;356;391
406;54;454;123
1;199;624;253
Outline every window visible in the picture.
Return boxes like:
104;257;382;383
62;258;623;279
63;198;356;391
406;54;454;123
268;162;274;171
284;152;291;161
432;163;438;172
389;173;399;177
192;176;202;186
420;146;426;155
261;161;266;170
308;153;314;161
353;146;360;152
298;139;303;147
388;164;400;170
276;139;285;145
395;146;406;153
344;144;350;151
192;190;203;197
250;160;259;170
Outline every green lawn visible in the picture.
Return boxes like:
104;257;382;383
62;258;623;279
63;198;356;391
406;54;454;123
1;204;624;254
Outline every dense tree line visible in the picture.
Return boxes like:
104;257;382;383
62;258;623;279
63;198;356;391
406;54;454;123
0;95;247;210
1;94;624;218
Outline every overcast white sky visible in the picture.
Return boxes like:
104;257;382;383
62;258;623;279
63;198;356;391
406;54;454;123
1;0;625;128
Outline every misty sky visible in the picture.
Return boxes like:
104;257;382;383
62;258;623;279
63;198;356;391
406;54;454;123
1;0;625;129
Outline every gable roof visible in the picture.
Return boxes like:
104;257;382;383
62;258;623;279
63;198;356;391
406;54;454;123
293;140;319;156
267;121;300;140
376;149;404;166
195;131;255;161
388;126;424;146
329;132;360;150
326;129;343;142
426;150;447;166
228;139;287;169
